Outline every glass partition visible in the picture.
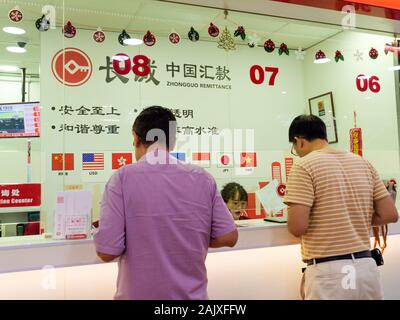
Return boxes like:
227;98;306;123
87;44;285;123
0;0;399;239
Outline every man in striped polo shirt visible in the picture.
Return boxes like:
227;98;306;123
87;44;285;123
283;115;398;300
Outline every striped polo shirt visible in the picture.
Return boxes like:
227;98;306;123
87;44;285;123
283;147;389;261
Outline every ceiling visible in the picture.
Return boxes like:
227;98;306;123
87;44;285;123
0;0;343;76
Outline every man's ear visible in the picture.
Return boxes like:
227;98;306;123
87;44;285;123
133;131;140;148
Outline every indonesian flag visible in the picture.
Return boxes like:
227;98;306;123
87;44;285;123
217;153;233;168
52;153;74;171
112;153;133;170
240;153;257;167
192;152;211;167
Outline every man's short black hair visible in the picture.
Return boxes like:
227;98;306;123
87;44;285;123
288;115;328;143
221;182;248;203
132;106;176;149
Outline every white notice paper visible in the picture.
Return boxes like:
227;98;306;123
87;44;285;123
53;190;92;240
255;180;287;216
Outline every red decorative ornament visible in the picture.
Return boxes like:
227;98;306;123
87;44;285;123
169;32;180;44
335;50;344;62
8;8;23;23
93;29;105;43
208;23;219;37
143;30;156;46
234;26;246;40
264;39;275;53
315;50;326;60
369;47;379;59
63;21;77;38
279;43;289;56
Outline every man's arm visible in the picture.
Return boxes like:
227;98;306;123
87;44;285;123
283;163;314;238
94;171;126;261
287;204;311;237
372;195;399;226
210;229;238;248
209;176;238;249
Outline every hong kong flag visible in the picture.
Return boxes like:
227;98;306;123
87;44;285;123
52;153;74;171
240;152;257;168
112;153;133;170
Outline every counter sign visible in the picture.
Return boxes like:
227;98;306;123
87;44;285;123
0;183;41;208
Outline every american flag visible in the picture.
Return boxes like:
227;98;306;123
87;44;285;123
82;153;104;170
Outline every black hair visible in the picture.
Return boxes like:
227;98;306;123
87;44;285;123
132;106;176;149
221;182;248;203
288;114;327;143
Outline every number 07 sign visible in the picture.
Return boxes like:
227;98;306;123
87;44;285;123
250;65;279;86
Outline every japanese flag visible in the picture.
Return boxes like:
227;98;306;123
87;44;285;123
217;153;233;168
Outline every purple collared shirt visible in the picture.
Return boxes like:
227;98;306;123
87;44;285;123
94;149;236;300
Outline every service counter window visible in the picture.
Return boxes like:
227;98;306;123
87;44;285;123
0;0;399;244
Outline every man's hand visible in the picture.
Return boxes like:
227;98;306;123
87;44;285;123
387;179;397;202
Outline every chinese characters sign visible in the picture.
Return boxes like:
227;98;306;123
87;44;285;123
0;183;41;208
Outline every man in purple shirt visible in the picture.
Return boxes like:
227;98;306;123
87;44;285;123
94;106;238;300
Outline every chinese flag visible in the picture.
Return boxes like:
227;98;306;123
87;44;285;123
52;153;74;171
240;153;257;167
112;153;133;170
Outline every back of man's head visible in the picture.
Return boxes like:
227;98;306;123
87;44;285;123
132;106;177;149
288;114;328;142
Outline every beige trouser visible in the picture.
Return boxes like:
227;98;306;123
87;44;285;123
300;257;384;300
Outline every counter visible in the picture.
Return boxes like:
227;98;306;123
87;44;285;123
0;219;399;299
0;219;299;274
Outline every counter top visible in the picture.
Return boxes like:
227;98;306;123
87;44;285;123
0;219;399;274
0;219;298;274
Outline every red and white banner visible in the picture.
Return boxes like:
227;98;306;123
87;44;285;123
350;128;363;156
0;183;41;208
285;157;294;181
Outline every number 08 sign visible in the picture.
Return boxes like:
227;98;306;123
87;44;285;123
112;54;151;77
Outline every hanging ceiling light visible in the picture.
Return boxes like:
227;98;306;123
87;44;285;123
7;41;27;53
6;46;26;53
2;26;26;35
0;65;19;72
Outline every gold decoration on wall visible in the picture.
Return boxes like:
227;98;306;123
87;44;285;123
218;26;236;51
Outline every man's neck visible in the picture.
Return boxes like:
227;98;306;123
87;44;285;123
309;140;330;153
146;143;169;154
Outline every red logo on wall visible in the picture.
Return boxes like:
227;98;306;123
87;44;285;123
277;183;286;197
51;47;92;86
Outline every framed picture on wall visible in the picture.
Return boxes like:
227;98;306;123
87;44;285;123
308;92;338;144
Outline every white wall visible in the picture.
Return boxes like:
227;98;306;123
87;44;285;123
303;31;400;179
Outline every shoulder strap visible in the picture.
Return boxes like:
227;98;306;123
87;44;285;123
373;225;388;254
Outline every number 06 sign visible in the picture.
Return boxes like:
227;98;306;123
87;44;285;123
356;74;381;93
